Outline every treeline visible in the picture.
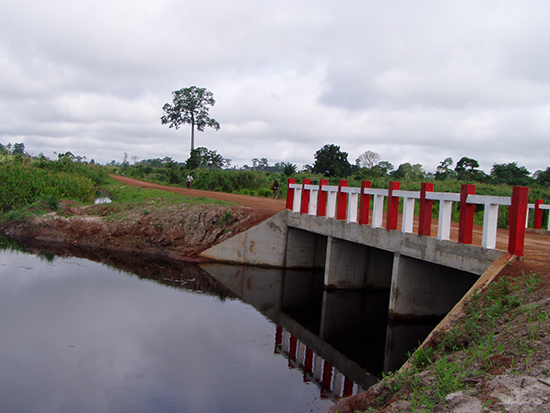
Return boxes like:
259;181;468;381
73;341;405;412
3;141;550;211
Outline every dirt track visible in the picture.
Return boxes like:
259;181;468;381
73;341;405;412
110;174;286;228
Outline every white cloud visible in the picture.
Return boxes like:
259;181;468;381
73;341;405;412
0;0;549;173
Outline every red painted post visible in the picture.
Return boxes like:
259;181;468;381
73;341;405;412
386;181;400;231
288;335;298;368
418;182;434;236
343;377;354;398
300;179;311;214
286;178;295;210
316;179;329;217
358;180;372;225
321;360;333;397
508;186;529;257
458;184;476;244
534;199;543;230
336;180;348;220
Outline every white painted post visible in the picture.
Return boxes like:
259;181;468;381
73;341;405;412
364;188;387;229
342;187;361;223
438;200;453;241
482;203;499;249
467;194;511;250
526;204;534;228
333;371;344;397
296;341;306;365
290;184;302;213
313;354;323;382
425;192;460;241
304;184;318;216
372;195;384;228
325;186;338;219
393;190;420;234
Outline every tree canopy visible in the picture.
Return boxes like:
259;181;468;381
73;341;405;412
186;147;230;170
490;162;532;186
312;144;352;177
161;86;220;151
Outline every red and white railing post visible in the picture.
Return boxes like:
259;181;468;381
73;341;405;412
508;186;529;257
458;184;476;244
418;183;434;236
336;180;348;221
358;180;372;225
286;178;295;210
316;179;329;217
300;179;311;214
386;181;400;231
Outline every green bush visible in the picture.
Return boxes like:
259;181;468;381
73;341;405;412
0;162;97;213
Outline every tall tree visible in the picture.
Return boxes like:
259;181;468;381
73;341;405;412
161;86;220;151
312;144;352;177
355;150;381;168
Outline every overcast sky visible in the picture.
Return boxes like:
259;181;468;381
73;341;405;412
1;1;549;173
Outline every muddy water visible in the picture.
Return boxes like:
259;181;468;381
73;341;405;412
0;237;439;412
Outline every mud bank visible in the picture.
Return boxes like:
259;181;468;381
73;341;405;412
1;201;261;261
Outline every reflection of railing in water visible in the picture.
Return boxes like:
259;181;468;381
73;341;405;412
274;326;365;401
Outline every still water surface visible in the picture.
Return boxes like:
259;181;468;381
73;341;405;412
0;245;335;412
0;238;439;412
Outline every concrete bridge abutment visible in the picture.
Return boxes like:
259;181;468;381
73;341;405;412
200;210;504;321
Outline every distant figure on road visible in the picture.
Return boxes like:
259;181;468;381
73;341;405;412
186;174;194;189
272;179;280;199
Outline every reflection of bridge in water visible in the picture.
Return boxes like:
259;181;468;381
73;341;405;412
199;264;440;400
274;325;360;400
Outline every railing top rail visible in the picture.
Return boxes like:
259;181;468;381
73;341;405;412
363;188;388;196
321;185;339;192
425;192;461;202
289;183;302;190
540;204;550;210
341;187;362;194
467;194;512;206
303;184;320;190
392;190;421;199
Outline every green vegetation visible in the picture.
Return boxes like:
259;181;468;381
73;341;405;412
0;154;107;214
369;274;549;411
2;141;550;231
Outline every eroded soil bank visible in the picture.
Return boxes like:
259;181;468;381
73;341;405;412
0;200;261;261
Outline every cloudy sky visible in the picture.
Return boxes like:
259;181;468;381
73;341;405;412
1;0;550;173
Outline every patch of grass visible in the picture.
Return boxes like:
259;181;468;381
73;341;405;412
102;179;234;207
372;274;546;412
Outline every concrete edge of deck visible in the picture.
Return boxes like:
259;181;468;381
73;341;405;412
200;209;503;276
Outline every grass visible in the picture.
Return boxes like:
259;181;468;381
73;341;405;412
102;179;233;207
365;273;548;411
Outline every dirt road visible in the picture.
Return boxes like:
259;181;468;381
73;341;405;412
110;174;287;227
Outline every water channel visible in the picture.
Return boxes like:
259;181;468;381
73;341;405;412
0;236;440;412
